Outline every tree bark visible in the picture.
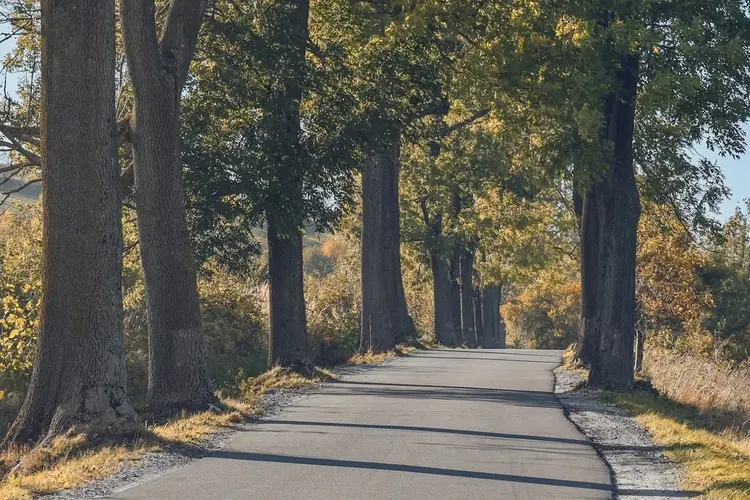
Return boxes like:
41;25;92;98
449;242;463;339
448;193;463;339
473;280;484;347
267;223;311;371
264;0;312;370
361;137;416;352
120;0;213;412
4;0;137;444
431;247;458;347
585;51;641;391
481;285;501;348
460;244;477;347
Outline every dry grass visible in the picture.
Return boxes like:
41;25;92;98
643;350;750;433
346;345;418;366
606;390;750;499
0;366;335;500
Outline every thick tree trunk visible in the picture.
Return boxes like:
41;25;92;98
460;245;476;347
5;0;137;444
431;248;458;346
121;0;213;412
267;223;311;371
264;0;312;369
361;137;416;352
481;285;501;348
577;186;601;366
585;52;641;391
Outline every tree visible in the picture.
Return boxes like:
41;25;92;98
4;0;137;444
576;0;750;389
361;136;417;351
120;0;213;411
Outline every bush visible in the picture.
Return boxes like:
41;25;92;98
0;205;42;436
305;236;361;364
501;268;580;349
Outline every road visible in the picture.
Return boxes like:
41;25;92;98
106;349;613;500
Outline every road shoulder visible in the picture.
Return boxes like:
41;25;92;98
554;366;694;500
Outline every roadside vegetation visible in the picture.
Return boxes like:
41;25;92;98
2;0;750;498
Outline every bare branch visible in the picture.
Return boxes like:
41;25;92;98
445;108;491;135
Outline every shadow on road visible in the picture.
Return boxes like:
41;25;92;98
209;450;615;491
259;419;593;446
329;380;560;408
208;450;702;497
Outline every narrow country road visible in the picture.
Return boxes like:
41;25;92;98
106;350;613;500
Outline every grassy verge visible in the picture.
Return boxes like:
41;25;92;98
601;390;750;499
0;347;416;500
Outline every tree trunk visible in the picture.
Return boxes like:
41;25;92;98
496;285;506;349
586;51;641;391
482;285;501;348
120;0;213;412
267;223;311;371
431;248;458;346
264;0;312;370
577;186;601;366
460;245;476;347
361;137;416;352
635;327;645;374
449;242;463;340
473;281;484;347
448;193;463;339
4;0;137;444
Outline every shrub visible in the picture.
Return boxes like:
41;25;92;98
501;268;580;349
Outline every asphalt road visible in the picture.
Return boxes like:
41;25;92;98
107;349;613;500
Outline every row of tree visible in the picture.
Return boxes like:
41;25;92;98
2;0;750;446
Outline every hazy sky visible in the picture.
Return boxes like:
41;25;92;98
698;130;750;219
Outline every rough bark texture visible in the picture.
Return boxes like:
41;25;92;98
120;0;213;411
585;50;641;391
267;223;311;371
460;245;477;347
361;138;416;352
577;185;601;365
5;0;137;444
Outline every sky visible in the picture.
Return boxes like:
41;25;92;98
700;127;750;220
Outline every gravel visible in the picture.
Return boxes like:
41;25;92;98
554;367;698;500
42;363;387;500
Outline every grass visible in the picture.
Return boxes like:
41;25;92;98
602;389;750;499
346;345;418;366
0;347;418;499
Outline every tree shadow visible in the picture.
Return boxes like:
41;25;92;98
209;449;615;491
259;419;594;446
329;380;561;408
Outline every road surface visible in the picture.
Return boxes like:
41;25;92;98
107;349;613;500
